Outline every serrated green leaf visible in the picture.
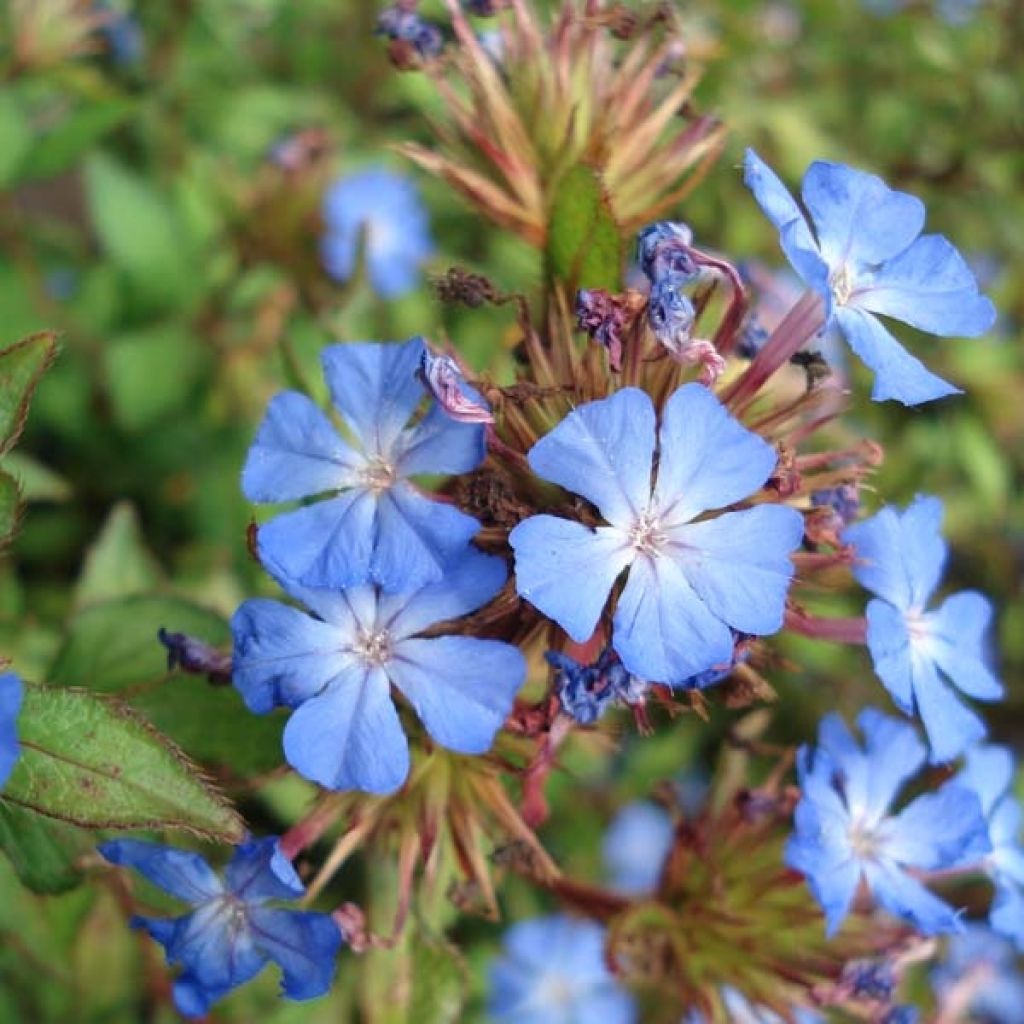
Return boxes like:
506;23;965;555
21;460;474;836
546;163;622;292
408;935;468;1024
0;331;59;454
3;683;244;842
0;801;88;894
0;452;71;503
74;503;161;610
0;470;20;548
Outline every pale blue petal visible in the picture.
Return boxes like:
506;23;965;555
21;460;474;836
395;403;485;477
510;516;633;643
912;652;986;763
170;975;221;1018
785;828;861;937
865;600;915;713
898;495;948;609
371;483;481;591
282;667;409;793
603;802;674;894
653;383;780;523
389;636;525;753
248;908;342;1000
666;505;803;634
382;550;507;641
99;840;223;903
886;783;990;869
275;583;377;637
0;672;22;789
857;707;927;819
854;235;997;337
527;388;655;528
990;801;1024;872
231;599;359;712
225;837;304;902
256;489;377;590
862;859;961;934
321;339;426;459
613;553;734;685
926;591;1003;701
170;903;266;1001
962;745;1015;817
991;881;1024;950
801;161;925;268
834;305;960;405
242;391;362;503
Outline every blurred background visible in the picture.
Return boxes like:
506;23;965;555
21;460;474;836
0;1;1020;1020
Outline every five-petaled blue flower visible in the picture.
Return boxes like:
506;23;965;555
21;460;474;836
509;384;804;685
959;745;1024;950
488;915;637;1023
232;549;525;793
243;337;484;592
743;149;995;405
842;496;1003;762
99;837;342;1018
0;672;22;789
931;926;1024;1024
321;168;434;298
602;801;673;894
786;708;990;937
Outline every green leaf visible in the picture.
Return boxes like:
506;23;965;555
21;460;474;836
546;163;622;292
3;683;244;842
73;503;161;610
0;802;89;894
0;470;20;548
0;452;71;503
0;331;59;454
0;94;32;187
408;934;468;1024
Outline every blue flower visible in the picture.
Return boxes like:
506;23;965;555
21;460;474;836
243;336;484;592
786;708;990;936
99;837;342;1018
509;384;804;686
959;745;1024;950
743;149;996;405
602;802;673;894
0;672;22;789
932;927;1024;1024
232;549;525;793
321;168;434;298
842;496;1003;762
488;915;637;1023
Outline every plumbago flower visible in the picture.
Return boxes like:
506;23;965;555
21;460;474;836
932;927;1024;1024
509;384;804;685
99;837;342;1018
602;801;674;894
842;496;1003;762
488;915;637;1023
243;336;484;591
744;149;995;405
0;672;22;788
321;168;434;297
232;548;525;793
959;745;1024;948
786;709;989;936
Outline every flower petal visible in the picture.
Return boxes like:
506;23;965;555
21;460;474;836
389;636;525;753
282;668;408;793
911;651;987;763
854;234;997;337
886;782;990;869
612;553;734;685
856;707;927;820
527;388;655;528
864;599;915;713
394;402;485;477
653;384;780;523
925;591;1003;701
242;391;362;504
961;745;1015;817
991;879;1024;950
862;858;962;935
321;338;426;459
834;305;960;405
785;826;861;937
248;907;342;1000
225;837;304;902
99;840;223;903
510;516;633;643
0;672;22;789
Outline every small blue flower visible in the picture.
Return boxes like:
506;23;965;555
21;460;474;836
243;336;484;592
743;149;996;405
959;745;1024;950
488;915;637;1023
602;802;673;894
932;927;1024;1024
99;837;342;1018
232;549;525;793
0;672;23;789
509;384;804;686
842;496;1003;762
321;168;433;298
786;708;990;936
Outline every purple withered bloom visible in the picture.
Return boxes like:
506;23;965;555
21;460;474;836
463;0;509;14
841;958;897;1001
243;337;484;592
418;347;493;424
958;745;1024;949
510;384;804;686
321;168;434;298
376;7;444;60
546;648;647;726
232;549;525;794
744;149;996;405
575;288;630;371
786;709;990;937
99;837;342;1018
932;927;1024;1024
646;279;726;383
636;221;697;283
0;672;22;789
812;484;860;526
842;496;1003;762
488;915;637;1024
602;801;674;894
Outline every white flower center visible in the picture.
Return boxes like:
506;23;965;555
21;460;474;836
847;817;881;860
830;263;855;306
628;510;665;555
354;629;392;667
359;458;396;494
